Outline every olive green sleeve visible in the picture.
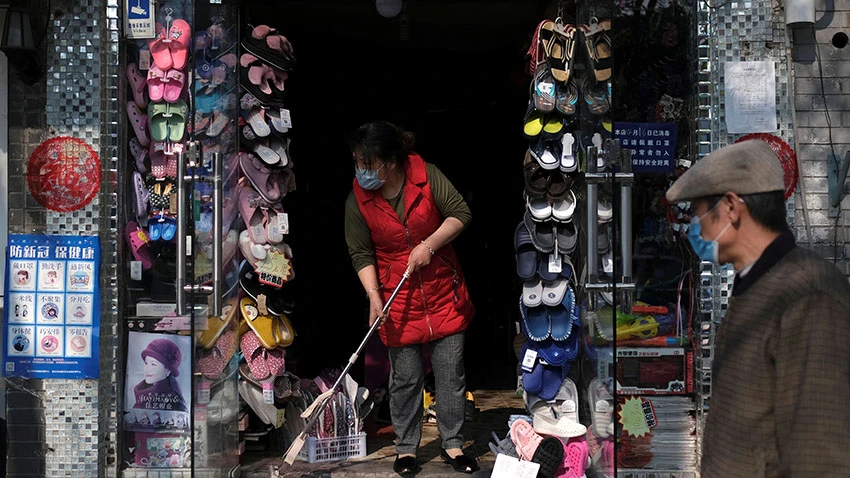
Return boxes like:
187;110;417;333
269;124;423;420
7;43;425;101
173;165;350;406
426;162;471;227
344;191;376;274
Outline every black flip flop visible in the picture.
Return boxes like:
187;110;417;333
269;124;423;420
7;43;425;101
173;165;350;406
531;436;565;478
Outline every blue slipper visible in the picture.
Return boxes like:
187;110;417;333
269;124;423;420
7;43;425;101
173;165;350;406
520;297;550;341
538;255;559;281
522;347;544;395
539;363;565;401
535;337;569;366
515;222;538;281
160;215;177;241
549;286;575;341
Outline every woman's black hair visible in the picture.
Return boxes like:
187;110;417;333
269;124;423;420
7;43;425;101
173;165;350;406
348;120;416;169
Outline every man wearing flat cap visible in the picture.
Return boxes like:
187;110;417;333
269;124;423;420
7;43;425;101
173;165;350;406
667;139;850;477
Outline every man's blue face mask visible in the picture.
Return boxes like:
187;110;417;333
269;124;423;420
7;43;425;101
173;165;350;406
688;199;735;265
355;162;387;190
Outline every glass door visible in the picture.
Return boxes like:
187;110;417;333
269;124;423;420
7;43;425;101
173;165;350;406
120;0;242;475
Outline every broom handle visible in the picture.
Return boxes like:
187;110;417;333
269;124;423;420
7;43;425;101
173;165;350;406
339;269;410;382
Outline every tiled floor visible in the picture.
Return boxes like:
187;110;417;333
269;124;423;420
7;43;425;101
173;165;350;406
240;388;526;477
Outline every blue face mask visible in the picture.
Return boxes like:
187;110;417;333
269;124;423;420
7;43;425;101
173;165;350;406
688;206;732;265
355;162;387;190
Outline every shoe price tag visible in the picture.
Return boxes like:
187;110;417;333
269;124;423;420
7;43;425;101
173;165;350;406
197;381;210;405
521;349;538;373
139;50;151;70
278;212;289;234
279;109;293;129
130;260;142;281
547;254;562;274
263;381;275;404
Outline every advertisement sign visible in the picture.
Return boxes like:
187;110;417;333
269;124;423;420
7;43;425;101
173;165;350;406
614;122;678;173
3;234;100;379
124;332;192;435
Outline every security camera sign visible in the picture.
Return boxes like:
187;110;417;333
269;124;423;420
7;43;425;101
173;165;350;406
124;0;155;39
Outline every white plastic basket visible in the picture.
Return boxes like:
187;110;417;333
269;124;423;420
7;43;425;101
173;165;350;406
298;433;367;463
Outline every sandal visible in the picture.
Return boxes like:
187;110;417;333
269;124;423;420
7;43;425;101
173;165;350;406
198;296;239;349
523;150;549;199
240;297;279;349
510;418;544;461
530;63;556;113
582;18;613;82
548;22;576;84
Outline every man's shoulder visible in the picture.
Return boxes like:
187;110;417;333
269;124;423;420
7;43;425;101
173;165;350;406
779;246;850;295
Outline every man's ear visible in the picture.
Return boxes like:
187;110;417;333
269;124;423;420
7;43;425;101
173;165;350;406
725;192;745;222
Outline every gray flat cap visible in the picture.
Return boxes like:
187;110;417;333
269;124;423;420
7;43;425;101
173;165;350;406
666;139;785;202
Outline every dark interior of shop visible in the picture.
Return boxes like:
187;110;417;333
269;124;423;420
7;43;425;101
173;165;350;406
237;1;552;390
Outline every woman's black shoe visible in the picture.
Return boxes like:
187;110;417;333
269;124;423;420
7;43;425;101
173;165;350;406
393;455;419;475
440;449;480;473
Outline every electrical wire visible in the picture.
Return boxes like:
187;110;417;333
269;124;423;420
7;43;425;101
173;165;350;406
783;23;814;247
812;24;843;264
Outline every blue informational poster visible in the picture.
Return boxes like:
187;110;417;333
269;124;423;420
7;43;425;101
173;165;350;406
3;234;100;379
614;122;679;173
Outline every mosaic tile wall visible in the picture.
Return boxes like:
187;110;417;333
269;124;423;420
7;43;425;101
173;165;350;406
691;0;795;469
5;0;120;477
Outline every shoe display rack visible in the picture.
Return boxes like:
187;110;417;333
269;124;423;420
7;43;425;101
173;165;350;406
118;1;307;475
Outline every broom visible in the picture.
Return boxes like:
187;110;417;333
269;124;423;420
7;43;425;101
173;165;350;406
281;269;410;465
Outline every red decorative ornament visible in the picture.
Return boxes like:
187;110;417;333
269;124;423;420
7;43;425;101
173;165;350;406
735;133;798;200
27;136;101;212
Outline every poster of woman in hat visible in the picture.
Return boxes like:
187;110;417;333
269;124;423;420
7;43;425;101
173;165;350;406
124;331;191;433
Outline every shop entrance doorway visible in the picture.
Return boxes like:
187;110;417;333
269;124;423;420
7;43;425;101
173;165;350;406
252;1;551;390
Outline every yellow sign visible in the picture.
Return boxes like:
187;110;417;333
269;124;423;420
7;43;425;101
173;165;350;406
619;396;652;437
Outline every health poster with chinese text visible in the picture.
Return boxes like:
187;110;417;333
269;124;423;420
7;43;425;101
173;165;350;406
3;234;100;379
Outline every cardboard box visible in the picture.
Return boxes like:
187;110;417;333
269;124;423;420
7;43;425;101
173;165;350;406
616;347;693;395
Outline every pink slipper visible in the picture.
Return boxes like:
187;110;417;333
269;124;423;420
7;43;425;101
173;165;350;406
129;137;148;174
510;418;544;461
126;220;154;270
241;330;270;380
148;23;172;70
240;152;280;203
162;69;186;103
127;102;150;147
146;65;168;102
127;63;148;108
197;326;238;379
251;24;274;40
558;436;590;478
168;19;192;71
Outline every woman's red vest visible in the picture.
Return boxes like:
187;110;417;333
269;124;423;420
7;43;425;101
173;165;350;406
352;153;474;347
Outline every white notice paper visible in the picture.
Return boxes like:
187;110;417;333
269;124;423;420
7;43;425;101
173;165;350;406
724;61;777;134
491;453;540;478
